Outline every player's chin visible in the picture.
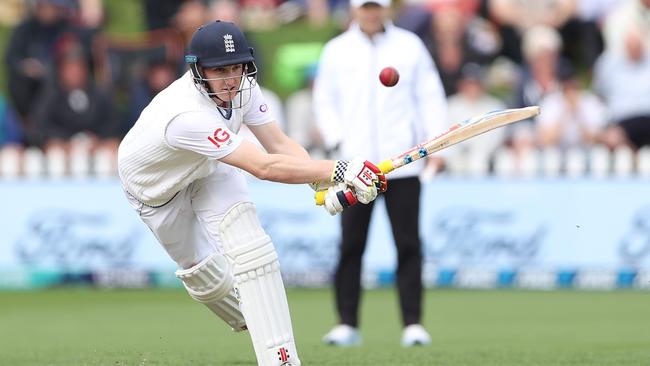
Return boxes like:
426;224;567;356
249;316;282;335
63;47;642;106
218;90;238;101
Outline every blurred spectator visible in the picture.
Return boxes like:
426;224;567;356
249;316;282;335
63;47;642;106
75;0;104;28
30;34;119;154
208;0;241;23
536;66;606;150
285;64;326;156
603;0;650;53
0;0;26;27
509;25;568;169
489;0;575;35
488;0;575;63
428;0;501;95
69;0;106;73
397;0;501;95
575;0;622;21
144;0;185;31
5;0;73;141
304;0;330;26
240;0;279;30
567;0;618;69
325;0;351;25
446;63;507;170
172;0;209;49
0;96;24;146
594;27;650;150
123;59;177;135
516;25;564;108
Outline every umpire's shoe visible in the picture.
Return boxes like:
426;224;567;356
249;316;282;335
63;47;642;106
401;324;432;347
322;324;362;346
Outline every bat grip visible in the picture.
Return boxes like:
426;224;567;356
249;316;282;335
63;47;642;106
377;160;395;174
315;190;326;206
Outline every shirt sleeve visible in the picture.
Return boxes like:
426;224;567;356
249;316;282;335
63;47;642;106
243;83;276;126
312;42;344;150
413;39;448;142
165;110;243;160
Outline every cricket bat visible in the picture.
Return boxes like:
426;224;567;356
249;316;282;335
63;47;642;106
315;106;540;205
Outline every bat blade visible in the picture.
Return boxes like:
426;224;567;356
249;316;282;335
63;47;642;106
378;106;540;173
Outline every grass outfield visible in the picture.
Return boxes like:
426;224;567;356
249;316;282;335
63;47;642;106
0;289;649;365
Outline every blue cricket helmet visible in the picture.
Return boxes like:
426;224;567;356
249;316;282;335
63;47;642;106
186;20;255;68
185;20;258;108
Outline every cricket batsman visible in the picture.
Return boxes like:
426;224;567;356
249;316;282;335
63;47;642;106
117;20;387;366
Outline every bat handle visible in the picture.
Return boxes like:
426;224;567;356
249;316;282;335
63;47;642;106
315;190;326;206
377;159;395;174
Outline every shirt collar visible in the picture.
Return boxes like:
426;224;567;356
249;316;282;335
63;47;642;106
349;21;395;42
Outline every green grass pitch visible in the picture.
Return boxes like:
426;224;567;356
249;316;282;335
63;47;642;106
1;289;649;365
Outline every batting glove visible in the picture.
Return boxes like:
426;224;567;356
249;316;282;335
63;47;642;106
323;183;358;215
331;158;387;204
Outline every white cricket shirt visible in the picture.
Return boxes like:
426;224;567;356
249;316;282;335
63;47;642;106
118;72;274;206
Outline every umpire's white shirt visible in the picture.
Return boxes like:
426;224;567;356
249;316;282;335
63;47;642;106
313;22;447;179
118;72;273;206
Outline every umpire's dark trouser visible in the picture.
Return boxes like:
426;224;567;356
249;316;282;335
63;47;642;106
335;177;423;328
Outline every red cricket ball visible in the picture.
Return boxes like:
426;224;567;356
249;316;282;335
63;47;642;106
379;66;399;87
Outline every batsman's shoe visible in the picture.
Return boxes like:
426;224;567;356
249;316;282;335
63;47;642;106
322;324;362;346
401;324;431;347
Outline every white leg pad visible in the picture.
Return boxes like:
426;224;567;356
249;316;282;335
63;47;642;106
220;202;301;366
175;252;247;332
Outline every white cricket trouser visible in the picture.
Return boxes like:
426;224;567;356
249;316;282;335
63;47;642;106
123;163;249;269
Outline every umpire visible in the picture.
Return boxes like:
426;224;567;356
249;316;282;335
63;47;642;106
313;0;447;347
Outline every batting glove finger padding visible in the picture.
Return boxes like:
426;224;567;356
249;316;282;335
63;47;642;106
323;183;358;215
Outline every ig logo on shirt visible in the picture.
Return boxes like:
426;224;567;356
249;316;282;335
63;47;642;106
208;128;231;148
